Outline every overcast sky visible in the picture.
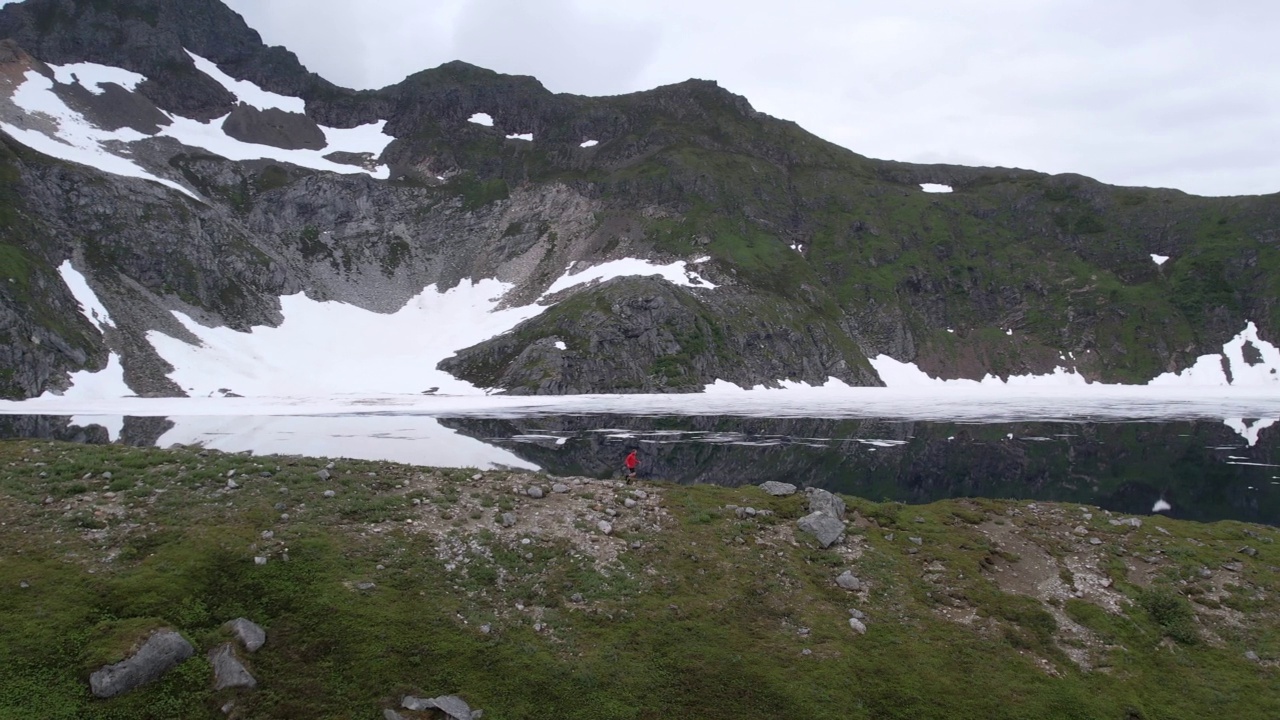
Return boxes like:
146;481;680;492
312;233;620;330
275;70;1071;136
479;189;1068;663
8;0;1273;197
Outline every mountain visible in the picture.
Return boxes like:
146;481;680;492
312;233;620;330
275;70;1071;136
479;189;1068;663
0;0;1278;400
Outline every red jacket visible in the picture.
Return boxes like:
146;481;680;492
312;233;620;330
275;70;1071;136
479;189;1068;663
625;451;638;469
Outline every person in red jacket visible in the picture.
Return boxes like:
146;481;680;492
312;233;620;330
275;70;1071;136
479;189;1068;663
624;448;638;481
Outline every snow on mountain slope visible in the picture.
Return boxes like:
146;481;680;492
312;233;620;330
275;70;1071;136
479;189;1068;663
41;262;131;400
0;56;394;195
544;258;716;295
1149;322;1280;387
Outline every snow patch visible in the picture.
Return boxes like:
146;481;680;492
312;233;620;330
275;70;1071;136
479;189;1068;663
506;132;533;141
1149;322;1280;387
554;341;567;351
1152;499;1172;513
186;51;306;114
579;139;598;148
1;70;199;199
920;183;953;193
468;113;494;127
57;261;114;331
542;257;717;296
50;62;146;94
703;378;855;393
1151;254;1169;266
43;353;131;400
869;356;1089;388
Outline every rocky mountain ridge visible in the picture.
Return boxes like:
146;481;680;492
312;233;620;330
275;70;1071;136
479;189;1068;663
0;0;1278;399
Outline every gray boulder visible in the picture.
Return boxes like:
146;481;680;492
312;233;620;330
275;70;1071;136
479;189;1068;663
796;511;845;548
89;630;193;698
759;481;798;496
527;486;545;499
806;488;846;520
835;571;863;591
209;643;257;690
403;694;480;720
226;618;266;653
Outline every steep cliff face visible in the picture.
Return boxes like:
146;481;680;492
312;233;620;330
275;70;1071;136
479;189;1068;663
0;0;1277;400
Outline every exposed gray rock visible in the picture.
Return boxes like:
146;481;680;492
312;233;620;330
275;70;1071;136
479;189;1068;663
848;608;866;620
1244;650;1260;662
89;630;193;698
1238;546;1258;557
848;618;867;635
402;695;478;720
759;481;797;496
209;643;256;690
796;511;845;548
500;512;517;528
323;489;336;498
316;469;331;481
835;571;863;591
597;520;613;535
805;488;846;520
1109;517;1142;528
908;536;923;546
1222;562;1244;572
551;483;570;493
527;485;545;499
222;104;327;150
356;581;377;590
384;710;407;720
226;618;266;653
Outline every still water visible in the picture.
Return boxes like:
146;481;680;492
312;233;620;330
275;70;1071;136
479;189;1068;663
2;412;1276;526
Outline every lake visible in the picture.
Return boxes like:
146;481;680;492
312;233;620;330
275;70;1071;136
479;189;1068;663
3;391;1278;525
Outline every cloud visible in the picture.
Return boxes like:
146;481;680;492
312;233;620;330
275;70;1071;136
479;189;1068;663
135;1;1280;195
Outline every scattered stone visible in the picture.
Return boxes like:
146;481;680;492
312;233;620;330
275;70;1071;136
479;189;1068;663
89;630;194;698
633;490;649;500
385;710;407;720
1198;567;1213;579
274;502;286;511
624;498;637;509
796;511;846;548
226;469;237;478
759;481;798;496
402;695;478;720
630;540;642;550
551;483;570;494
1222;562;1244;573
806;488;847;519
226;479;239;490
226;618;266;653
254;557;267;566
908;536;923;546
1089;537;1103;545
19;580;29;589
280;513;290;522
571;593;585;603
597;520;613;535
102;471;113;480
1244;650;1260;663
1109;517;1142;528
848;608;866;620
801;648;812;656
527;486;545;499
471;473;483;481
413;498;422;506
914;516;926;523
316;469;331;481
323;490;336;498
479;624;491;634
884;533;895;542
1072;526;1089;536
261;530;274;540
848;618;867;635
835;571;863;591
606;508;618;517
356;582;377;591
326;462;336;470
499;512;517;528
923;561;945;573
209;643;256;690
1238;546;1259;557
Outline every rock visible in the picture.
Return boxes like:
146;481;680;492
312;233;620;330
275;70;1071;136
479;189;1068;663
479;624;491;634
1198;567;1213;579
402;695;478;720
801;648;812;656
226;479;239;489
102;471;112;480
1222;562;1244;572
254;557;267;566
261;530;274;540
19;580;29;589
624;498;637;509
551;483;570;494
323;490;336;498
848;618;867;635
222;700;236;714
1072;526;1089;536
908;536;923;546
1089;537;1103;545
356;582;377;591
759;481;797;496
571;593;585;603
633;490;649;500
630;540;642;550
1245;650;1260;662
226;618;266;653
806;488;846;519
923;561;945;573
316;468;331;481
796;511;845;548
835;571;863;591
471;473;483;481
1238;546;1259;557
914;516;926;523
848;608;866;620
1109;518;1142;528
597;520;613;535
385;710;407;720
209;643;256;690
89;630;194;698
527;486;545;499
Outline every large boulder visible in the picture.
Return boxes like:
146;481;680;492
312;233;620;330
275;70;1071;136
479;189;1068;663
759;481;798;496
805;488;847;520
796;512;846;548
225;618;266;653
89;630;194;699
221;103;327;150
403;694;482;720
209;643;257;690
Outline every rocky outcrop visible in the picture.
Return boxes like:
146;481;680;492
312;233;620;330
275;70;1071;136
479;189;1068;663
88;629;193;698
209;643;256;690
225;617;266;652
221;104;327;150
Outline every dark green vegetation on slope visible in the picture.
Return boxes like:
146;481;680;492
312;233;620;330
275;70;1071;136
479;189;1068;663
1;440;1277;719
